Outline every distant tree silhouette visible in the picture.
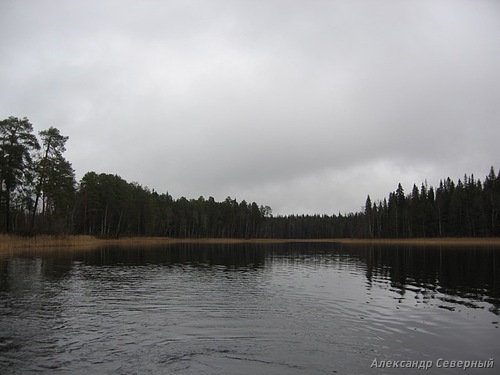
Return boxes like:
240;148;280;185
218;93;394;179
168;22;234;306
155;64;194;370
0;117;39;232
2;116;499;239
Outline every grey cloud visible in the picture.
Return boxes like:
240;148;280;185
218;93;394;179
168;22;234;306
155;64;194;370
1;0;499;214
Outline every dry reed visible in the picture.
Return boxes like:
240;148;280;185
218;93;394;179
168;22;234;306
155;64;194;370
1;235;500;255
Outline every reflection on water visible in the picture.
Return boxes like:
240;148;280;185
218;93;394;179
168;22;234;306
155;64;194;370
1;243;499;374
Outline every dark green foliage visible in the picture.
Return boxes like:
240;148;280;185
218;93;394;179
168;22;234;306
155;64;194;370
32;126;76;233
1;116;499;238
73;172;268;238
353;169;500;238
260;169;500;239
0;118;75;234
0;117;40;232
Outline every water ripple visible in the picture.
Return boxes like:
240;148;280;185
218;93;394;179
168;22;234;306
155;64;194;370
1;244;499;374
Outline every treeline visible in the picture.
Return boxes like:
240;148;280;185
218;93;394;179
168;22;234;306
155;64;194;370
270;170;500;238
1;116;499;238
362;172;500;238
0;116;272;237
75;171;271;238
0;117;75;234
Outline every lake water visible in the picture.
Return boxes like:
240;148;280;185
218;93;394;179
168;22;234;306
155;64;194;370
1;243;499;374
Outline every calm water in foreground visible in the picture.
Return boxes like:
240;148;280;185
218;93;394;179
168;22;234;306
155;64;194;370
1;243;499;374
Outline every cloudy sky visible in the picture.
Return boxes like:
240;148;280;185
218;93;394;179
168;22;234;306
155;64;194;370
1;0;499;215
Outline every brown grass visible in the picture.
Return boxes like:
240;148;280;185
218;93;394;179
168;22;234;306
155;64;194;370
0;235;294;251
1;235;500;256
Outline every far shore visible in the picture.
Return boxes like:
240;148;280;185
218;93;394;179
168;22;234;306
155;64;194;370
1;234;500;254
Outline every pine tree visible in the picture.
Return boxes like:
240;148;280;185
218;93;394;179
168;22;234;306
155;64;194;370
0;117;40;232
32;127;75;232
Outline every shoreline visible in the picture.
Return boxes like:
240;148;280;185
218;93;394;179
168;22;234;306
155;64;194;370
1;234;500;253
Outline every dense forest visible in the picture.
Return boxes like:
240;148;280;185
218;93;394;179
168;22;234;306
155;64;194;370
1;116;499;238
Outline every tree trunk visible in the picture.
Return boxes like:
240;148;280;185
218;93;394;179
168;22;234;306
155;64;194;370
31;136;52;231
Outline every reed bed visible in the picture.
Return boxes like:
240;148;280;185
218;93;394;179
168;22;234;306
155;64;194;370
0;235;291;252
1;235;500;255
0;234;101;250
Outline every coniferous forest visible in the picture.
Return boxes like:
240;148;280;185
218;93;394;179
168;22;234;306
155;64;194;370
1;116;499;238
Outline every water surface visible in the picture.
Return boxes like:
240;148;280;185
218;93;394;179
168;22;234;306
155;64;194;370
1;243;499;374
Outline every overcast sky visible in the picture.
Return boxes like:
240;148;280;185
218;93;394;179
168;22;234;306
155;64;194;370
1;0;499;215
